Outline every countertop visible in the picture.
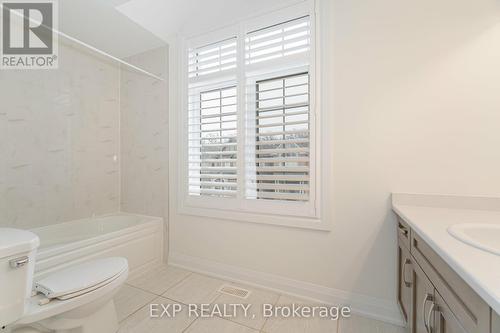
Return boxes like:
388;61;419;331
392;193;500;316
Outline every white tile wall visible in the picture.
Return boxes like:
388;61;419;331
0;43;121;229
0;42;168;232
120;46;169;219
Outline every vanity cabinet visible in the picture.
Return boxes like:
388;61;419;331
396;216;496;333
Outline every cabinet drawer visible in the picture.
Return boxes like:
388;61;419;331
411;232;490;333
397;217;411;251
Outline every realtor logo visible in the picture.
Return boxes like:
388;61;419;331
1;0;58;69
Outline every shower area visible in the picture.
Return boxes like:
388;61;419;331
0;0;169;272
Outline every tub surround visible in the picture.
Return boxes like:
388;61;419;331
392;193;500;315
29;213;164;281
0;43;120;230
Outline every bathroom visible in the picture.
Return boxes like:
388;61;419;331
0;0;499;332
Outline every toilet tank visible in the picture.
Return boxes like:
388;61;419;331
0;228;39;328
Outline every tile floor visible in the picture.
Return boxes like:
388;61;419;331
114;264;406;333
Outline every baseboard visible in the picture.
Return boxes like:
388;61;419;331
168;252;405;327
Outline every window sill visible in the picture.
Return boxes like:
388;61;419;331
178;203;331;231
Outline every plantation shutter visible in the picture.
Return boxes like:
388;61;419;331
245;16;310;66
188;37;238;197
245;16;311;202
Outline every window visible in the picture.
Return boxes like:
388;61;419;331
183;4;318;222
188;86;238;197
248;73;310;202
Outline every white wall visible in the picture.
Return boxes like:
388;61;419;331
169;0;500;324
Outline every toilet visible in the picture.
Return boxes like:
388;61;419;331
0;228;128;333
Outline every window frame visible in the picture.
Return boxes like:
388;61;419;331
177;1;326;230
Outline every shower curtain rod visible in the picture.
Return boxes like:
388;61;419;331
58;31;166;82
9;9;166;81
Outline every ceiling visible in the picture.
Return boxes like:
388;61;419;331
59;0;166;59
59;0;303;60
116;0;304;41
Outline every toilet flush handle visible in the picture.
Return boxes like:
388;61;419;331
9;256;29;269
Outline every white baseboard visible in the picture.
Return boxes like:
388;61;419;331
168;252;405;327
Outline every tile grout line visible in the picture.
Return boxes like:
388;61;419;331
161;271;194;295
116;285;158;324
181;316;199;333
125;270;193;297
260;292;282;332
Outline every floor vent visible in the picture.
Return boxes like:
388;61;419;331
218;285;251;299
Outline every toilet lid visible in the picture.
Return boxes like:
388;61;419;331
34;257;128;300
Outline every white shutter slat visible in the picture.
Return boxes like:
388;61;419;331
190;189;237;197
247;183;309;191
256;130;309;137
189;143;237;148
189;174;237;180
254;192;309;201
190;181;238;187
255;157;309;163
189;166;237;171
256;175;308;181
256;102;309;113
255;166;308;173
255;147;308;154
256;110;308;120
255;138;309;146
255;120;308;129
190;158;237;163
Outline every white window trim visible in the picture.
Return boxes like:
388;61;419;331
173;0;330;231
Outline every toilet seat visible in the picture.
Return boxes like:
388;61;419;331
15;257;128;326
35;257;128;300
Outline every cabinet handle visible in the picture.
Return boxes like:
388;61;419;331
398;224;409;237
422;293;433;333
426;303;437;333
403;259;412;287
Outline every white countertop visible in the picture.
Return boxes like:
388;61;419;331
392;193;500;316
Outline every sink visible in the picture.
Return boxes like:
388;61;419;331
448;224;500;256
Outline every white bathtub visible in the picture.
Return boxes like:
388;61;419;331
30;213;164;280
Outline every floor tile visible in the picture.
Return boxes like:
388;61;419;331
114;284;158;322
118;296;196;333
213;283;279;330
162;273;225;305
127;264;191;295
185;316;259;333
262;295;339;333
338;314;406;333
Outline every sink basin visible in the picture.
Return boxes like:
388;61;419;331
448;224;500;256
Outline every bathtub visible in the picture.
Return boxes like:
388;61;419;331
30;213;164;280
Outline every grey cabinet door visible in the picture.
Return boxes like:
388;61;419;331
433;292;467;333
398;239;412;328
411;262;434;333
493;311;500;333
